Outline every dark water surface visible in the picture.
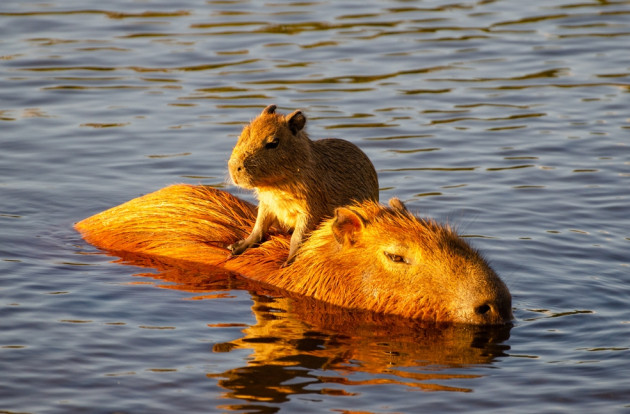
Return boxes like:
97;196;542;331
2;0;629;412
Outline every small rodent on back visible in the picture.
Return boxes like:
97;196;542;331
227;104;379;266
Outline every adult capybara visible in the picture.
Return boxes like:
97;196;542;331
75;184;512;325
228;104;379;265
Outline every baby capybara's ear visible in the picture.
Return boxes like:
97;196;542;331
332;207;365;246
262;104;277;115
286;109;306;135
388;198;408;213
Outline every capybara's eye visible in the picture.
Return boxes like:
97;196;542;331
384;251;409;264
265;138;279;149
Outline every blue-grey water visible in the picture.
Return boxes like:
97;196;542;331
1;0;629;413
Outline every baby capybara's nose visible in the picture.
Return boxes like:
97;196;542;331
228;158;244;176
228;159;242;184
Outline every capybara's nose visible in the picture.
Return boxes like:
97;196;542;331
475;303;492;316
473;300;512;324
227;158;244;185
228;158;242;173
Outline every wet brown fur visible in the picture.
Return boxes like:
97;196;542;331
75;184;512;325
227;105;379;265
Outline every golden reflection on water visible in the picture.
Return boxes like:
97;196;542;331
207;295;509;402
116;252;511;405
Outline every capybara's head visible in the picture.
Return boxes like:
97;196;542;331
298;198;513;325
228;104;310;189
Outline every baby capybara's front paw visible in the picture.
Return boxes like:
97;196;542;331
228;239;250;256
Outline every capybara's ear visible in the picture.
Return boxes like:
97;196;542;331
286;110;306;135
389;198;408;213
332;207;365;246
262;104;277;115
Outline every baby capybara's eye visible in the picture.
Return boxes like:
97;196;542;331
265;138;279;149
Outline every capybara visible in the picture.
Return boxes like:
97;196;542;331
75;184;512;325
227;104;379;266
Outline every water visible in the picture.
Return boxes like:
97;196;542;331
1;0;629;412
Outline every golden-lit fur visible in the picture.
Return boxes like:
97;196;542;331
227;104;379;264
75;184;512;325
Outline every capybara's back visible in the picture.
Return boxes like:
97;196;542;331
311;137;379;209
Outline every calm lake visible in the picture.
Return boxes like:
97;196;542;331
1;0;629;413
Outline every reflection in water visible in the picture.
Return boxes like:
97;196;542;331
117;252;511;408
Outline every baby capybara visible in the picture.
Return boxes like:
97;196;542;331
75;185;512;325
228;104;379;266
